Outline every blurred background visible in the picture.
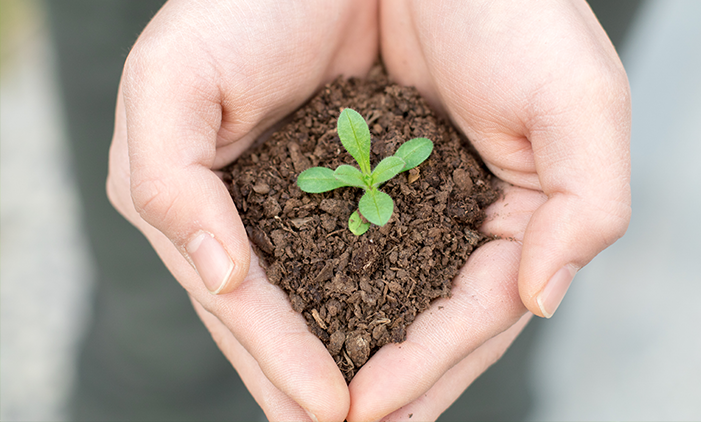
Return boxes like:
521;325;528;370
1;0;699;421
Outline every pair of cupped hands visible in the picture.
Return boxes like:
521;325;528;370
107;0;631;420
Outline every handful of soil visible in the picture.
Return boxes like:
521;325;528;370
223;66;498;382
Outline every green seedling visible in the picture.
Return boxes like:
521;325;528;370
297;108;433;235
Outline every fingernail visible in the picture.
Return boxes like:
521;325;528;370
303;408;319;422
537;266;576;318
186;231;234;294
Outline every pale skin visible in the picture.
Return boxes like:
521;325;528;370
106;0;631;420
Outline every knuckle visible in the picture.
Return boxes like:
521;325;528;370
122;42;151;93
122;36;183;97
603;204;631;242
130;176;178;225
587;198;631;248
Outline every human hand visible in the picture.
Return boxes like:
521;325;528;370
106;0;378;420
345;0;631;420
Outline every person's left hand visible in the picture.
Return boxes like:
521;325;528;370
346;1;631;420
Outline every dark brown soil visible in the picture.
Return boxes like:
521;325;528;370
223;66;498;382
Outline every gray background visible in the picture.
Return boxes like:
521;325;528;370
2;0;700;420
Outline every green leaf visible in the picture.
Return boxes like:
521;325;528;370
393;137;434;172
370;156;405;187
348;210;370;236
358;189;394;226
334;165;368;188
297;167;347;193
337;108;372;175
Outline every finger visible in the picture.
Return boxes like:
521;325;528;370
191;299;315;422
347;239;527;422
120;47;251;295
508;1;632;318
517;68;632;318
481;180;548;242
380;313;532;422
201;249;350;421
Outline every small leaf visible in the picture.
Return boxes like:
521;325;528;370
337;108;372;175
370;156;405;187
358;189;394;226
297;167;347;193
334;165;368;188
348;210;370;236
394;137;434;172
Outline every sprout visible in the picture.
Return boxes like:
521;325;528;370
297;108;433;235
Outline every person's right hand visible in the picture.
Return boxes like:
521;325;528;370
106;1;379;420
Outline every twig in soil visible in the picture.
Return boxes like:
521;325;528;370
273;216;297;234
343;350;355;369
325;228;345;238
366;109;382;125
311;309;328;330
266;169;283;183
407;280;417;299
369;318;391;328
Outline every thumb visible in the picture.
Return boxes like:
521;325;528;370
519;75;632;318
120;57;250;296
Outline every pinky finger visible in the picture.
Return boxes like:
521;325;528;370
191;299;315;422
381;313;532;422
